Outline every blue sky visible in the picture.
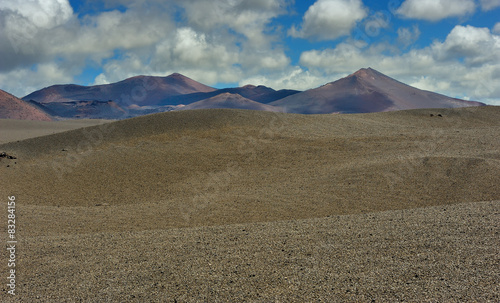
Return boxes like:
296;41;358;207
1;0;499;104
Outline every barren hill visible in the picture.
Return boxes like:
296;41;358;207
2;106;498;225
271;68;485;114
22;73;216;107
0;89;53;121
178;92;283;112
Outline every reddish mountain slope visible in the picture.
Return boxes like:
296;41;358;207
0;89;53;121
23;73;216;107
271;68;484;114
178;93;283;112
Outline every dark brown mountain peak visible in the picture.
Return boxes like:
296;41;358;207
165;73;206;85
349;67;385;80
168;72;185;78
352;67;372;75
219;92;237;97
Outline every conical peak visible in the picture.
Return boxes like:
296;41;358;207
351;67;378;78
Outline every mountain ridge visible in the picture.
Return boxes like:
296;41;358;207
3;68;486;119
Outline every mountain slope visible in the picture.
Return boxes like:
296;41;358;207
0;89;53;121
160;85;300;105
271;68;485;114
177;92;283;112
39;100;128;119
23;73;216;107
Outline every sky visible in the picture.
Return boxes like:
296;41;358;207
0;0;499;104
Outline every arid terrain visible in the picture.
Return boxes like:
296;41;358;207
0;119;110;144
1;106;499;301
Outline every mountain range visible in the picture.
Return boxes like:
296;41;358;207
1;68;485;120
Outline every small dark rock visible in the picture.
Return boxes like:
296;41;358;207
1;152;16;159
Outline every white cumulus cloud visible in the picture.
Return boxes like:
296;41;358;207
175;0;289;47
431;25;500;66
493;22;500;34
479;0;500;11
397;25;421;48
289;0;367;41
0;0;73;29
396;0;476;21
0;63;74;98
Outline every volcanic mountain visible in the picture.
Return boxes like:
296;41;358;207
177;92;284;112
0;89;53;121
270;68;485;114
23;73;216;107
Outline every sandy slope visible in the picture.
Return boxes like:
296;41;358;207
0;119;111;144
0;106;499;301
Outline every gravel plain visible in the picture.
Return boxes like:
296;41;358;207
0;107;499;301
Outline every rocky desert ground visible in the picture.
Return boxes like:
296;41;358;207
1;107;499;301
